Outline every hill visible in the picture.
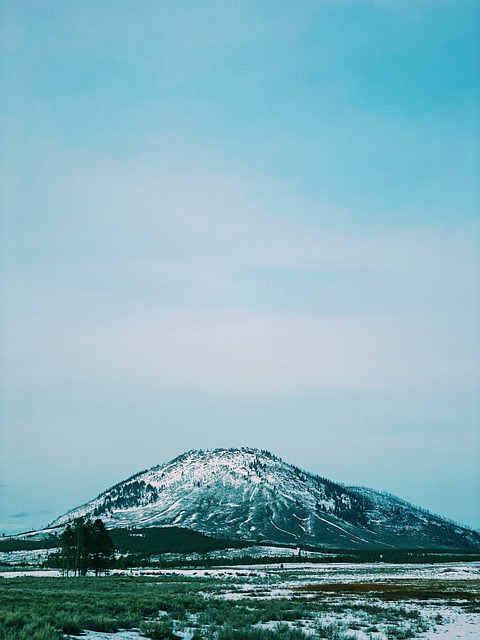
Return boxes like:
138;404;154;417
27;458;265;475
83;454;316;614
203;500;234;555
48;447;480;550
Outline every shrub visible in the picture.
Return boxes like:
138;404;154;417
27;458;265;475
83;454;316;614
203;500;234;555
83;614;119;632
54;614;82;635
385;625;415;640
139;619;180;640
315;621;348;640
217;624;309;640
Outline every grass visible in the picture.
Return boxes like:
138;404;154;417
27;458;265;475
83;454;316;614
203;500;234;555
0;570;476;640
0;575;201;639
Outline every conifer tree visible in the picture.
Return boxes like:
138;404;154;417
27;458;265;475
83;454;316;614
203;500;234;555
60;517;114;576
60;524;76;576
90;518;115;576
73;516;90;576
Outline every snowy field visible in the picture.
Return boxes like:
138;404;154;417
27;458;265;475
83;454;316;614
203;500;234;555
1;561;478;639
0;547;55;566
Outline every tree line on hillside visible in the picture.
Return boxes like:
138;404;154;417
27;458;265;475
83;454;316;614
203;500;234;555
107;547;480;571
59;517;114;576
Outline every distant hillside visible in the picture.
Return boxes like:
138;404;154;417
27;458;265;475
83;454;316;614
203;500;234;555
109;526;252;555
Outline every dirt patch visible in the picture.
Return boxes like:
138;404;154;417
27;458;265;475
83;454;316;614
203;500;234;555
293;579;480;601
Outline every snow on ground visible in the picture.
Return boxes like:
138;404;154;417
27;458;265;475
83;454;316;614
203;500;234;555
2;562;478;639
149;544;318;563
267;561;480;585
422;612;479;639
77;611;480;640
115;567;268;579
0;569;63;578
1;561;478;582
82;632;142;640
0;548;57;565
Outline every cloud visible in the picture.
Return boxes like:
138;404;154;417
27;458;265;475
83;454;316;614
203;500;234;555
4;293;478;398
2;142;479;401
9;511;33;519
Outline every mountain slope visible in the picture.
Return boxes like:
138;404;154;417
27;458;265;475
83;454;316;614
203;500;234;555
50;448;479;550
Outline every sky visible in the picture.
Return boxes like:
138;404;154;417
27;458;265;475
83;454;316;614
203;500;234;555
0;0;479;535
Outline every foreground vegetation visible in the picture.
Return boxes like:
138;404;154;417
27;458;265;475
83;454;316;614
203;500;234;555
1;565;478;640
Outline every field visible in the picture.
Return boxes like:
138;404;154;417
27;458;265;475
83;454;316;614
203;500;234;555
0;562;478;640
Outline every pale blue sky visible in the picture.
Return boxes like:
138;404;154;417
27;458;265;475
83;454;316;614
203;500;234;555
1;1;479;534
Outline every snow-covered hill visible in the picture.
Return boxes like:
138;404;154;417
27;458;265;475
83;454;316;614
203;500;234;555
50;448;479;550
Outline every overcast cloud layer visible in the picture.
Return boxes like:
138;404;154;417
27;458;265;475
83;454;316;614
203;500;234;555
1;0;479;533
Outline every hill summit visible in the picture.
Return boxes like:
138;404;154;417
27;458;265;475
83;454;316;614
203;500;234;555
51;447;479;550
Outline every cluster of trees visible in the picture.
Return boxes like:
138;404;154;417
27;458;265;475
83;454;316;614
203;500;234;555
60;517;114;576
89;480;161;518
